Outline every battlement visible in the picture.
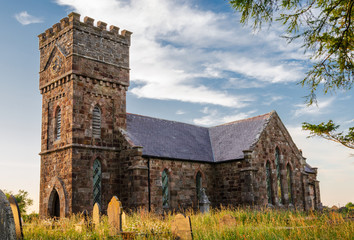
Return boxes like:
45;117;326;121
38;12;132;48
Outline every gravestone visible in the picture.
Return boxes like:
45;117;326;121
0;190;17;240
199;188;210;213
219;214;237;229
92;203;101;227
121;211;126;228
107;196;123;235
171;213;193;240
8;195;23;239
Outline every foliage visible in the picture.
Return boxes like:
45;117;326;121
22;208;354;240
302;120;354;149
229;0;354;103
346;202;354;209
229;0;354;149
4;189;33;215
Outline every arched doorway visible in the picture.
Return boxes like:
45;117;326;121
49;189;60;218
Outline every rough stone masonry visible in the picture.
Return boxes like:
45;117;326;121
38;12;321;218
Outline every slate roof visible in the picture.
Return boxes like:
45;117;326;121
304;163;316;174
126;112;272;162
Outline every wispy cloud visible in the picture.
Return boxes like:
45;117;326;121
193;107;256;126
55;0;308;108
293;98;334;117
14;11;43;25
176;110;186;115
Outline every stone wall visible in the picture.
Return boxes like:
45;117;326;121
147;158;214;212
39;12;132;217
250;112;306;209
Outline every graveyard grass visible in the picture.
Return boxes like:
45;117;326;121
23;207;353;239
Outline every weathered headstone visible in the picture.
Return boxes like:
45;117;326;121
107;196;123;235
219;214;237;229
8;195;23;239
121;211;126;228
171;213;193;240
0;190;17;240
92;203;101;227
199;188;210;213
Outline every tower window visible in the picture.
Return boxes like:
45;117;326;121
162;169;169;208
93;159;102;206
55;108;61;140
92;106;101;138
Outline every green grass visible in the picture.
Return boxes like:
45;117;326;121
23;208;354;239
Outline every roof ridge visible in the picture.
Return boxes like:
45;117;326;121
211;111;274;128
126;113;209;129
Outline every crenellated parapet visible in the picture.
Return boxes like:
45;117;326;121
38;12;132;48
38;12;132;91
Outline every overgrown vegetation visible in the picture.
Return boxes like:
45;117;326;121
22;207;353;239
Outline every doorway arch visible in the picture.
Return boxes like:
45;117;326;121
49;189;60;218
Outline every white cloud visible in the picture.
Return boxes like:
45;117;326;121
55;0;307;107
193;107;256;126
176;110;186;115
14;11;43;25
293;98;334;117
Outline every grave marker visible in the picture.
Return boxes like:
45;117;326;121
171;213;193;240
92;203;101;227
8;195;23;239
0;190;17;240
107;196;123;235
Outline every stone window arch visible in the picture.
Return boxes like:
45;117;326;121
92;105;101;138
287;163;293;204
162;169;169;208
93;159;102;206
196;171;202;202
55;107;61;140
275;147;284;204
266;161;273;205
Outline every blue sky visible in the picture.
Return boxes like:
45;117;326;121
0;0;353;213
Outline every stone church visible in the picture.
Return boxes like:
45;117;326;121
38;13;321;218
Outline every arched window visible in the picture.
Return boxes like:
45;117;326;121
275;147;283;204
266;161;273;204
162;169;169;208
92;106;101;138
93;159;102;206
196;171;202;202
287;163;293;204
55;107;61;140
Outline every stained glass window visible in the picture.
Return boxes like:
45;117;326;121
162;169;169;208
93;159;101;206
92;106;101;138
287;163;293;204
266;161;273;204
56;108;61;140
275;147;283;204
196;172;202;202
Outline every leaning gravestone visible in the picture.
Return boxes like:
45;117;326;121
8;195;23;239
0;190;17;240
107;196;123;235
92;203;101;227
171;213;193;240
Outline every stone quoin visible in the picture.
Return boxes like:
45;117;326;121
38;12;321;218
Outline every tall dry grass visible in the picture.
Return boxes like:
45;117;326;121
23;207;353;239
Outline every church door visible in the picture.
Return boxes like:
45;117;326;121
50;190;60;218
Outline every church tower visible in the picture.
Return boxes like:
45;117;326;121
38;12;132;217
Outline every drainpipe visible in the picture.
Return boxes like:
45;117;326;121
147;157;151;212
